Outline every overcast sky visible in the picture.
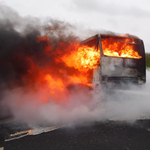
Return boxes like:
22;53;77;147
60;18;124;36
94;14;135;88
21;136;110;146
1;0;150;52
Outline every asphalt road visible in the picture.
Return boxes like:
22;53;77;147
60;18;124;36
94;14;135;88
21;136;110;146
0;120;150;150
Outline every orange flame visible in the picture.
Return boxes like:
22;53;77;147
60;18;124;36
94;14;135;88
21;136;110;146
26;36;99;103
60;45;100;72
101;40;142;59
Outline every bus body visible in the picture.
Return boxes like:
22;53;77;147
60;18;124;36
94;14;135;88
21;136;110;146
81;34;146;88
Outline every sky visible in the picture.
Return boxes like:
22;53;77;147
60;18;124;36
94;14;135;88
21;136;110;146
1;0;150;52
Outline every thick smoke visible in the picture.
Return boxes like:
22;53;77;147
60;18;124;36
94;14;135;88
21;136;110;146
0;5;150;126
1;72;150;125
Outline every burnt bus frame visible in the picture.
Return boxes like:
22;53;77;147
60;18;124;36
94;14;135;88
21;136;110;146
81;34;146;84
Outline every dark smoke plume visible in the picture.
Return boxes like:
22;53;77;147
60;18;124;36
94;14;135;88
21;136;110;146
0;5;81;120
0;5;77;90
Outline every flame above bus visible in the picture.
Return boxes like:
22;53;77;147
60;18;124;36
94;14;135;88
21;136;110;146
101;40;142;59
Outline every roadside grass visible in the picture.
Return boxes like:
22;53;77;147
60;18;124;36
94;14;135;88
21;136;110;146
146;53;150;68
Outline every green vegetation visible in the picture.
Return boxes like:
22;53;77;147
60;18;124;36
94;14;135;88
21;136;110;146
146;53;150;68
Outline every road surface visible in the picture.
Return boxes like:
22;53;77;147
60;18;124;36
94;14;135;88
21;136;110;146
0;120;150;150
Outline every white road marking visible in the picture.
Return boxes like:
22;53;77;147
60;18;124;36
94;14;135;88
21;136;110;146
29;126;65;135
5;125;65;141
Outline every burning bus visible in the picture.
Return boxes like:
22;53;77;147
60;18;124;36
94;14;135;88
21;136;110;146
81;34;146;88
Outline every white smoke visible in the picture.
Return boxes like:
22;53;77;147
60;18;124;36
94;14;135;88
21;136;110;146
1;71;150;125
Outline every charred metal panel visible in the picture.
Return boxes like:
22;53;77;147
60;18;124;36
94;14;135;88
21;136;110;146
93;66;100;87
101;57;139;77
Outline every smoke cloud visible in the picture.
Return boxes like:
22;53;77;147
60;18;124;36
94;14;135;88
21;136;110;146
1;71;150;125
0;5;150;126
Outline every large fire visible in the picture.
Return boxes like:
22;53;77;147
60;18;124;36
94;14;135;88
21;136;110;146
101;40;142;59
26;34;142;103
60;45;100;72
27;35;99;103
